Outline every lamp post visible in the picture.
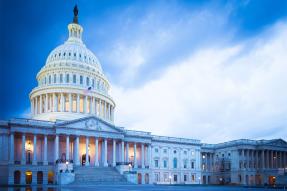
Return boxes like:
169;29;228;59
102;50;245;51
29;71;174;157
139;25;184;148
66;161;69;172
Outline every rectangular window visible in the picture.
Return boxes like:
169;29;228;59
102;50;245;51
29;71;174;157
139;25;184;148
86;77;90;86
66;74;69;83
163;149;167;153
60;74;63;83
163;160;167;168
49;75;51;84
155;148;158;153
155;160;159;168
80;76;83;84
191;161;195;169
92;79;95;88
155;173;160;182
73;75;76;83
54;74;56;83
192;175;195;182
184;160;187;169
174;175;177;182
184;175;187;182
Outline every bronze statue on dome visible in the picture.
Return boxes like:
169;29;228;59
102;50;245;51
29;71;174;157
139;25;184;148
73;5;79;24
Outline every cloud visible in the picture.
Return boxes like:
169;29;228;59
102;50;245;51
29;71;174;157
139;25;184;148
112;21;287;143
95;2;234;87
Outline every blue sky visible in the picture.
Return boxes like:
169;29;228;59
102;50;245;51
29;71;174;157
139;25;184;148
1;0;287;142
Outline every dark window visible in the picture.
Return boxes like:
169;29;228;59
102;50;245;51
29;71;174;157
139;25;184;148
80;76;83;84
73;75;76;83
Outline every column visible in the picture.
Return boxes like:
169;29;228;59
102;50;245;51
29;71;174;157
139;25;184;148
45;94;48;112
39;95;42;113
66;135;70;160
69;93;72;112
95;98;98;116
99;100;102;118
121;141;125;163
53;93;56;112
60;93;64;112
91;97;95;114
76;94;80;113
271;150;274;169
104;139;108;166
54;135;59;162
84;96;87;113
32;134;37;165
21;134;26;165
134;143;137;168
111;107;114;121
9;133;14;164
112;139;116;167
44;135;48;165
31;100;34;115
126;142;129;162
141;143;145;168
85;136;89;166
75;136;80;166
279;151;284;168
35;97;38;114
95;137;99;166
104;101;107;119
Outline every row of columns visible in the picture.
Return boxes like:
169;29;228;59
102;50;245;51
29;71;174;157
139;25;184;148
240;149;287;169
9;133;151;169
31;93;114;121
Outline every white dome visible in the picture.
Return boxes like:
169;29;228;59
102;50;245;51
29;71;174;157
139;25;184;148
29;20;115;123
45;23;102;73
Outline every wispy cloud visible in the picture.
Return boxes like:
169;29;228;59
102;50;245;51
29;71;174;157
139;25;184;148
112;20;287;143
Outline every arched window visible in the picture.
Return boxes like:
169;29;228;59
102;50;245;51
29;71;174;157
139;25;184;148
173;158;177;169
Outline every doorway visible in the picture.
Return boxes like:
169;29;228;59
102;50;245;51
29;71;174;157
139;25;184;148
82;154;90;165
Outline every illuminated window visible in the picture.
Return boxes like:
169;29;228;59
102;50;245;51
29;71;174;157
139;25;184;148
65;95;69;111
79;97;84;113
72;95;77;112
87;98;90;113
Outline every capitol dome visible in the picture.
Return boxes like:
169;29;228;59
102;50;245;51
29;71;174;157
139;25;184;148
29;6;115;122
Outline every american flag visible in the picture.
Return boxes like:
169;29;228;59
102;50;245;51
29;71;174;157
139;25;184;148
83;87;92;95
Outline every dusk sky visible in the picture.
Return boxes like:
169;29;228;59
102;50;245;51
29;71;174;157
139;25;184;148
1;0;287;143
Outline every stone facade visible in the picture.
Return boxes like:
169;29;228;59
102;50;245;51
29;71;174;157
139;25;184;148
0;7;286;186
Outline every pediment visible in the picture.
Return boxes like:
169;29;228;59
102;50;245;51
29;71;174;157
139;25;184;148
266;139;287;147
55;116;123;133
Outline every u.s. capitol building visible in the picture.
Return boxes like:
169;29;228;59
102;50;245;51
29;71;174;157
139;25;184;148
0;7;286;186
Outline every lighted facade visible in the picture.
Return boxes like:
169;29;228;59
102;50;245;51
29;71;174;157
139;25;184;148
0;7;286;186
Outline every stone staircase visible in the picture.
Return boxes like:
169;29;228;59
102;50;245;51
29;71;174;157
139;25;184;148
72;166;130;184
